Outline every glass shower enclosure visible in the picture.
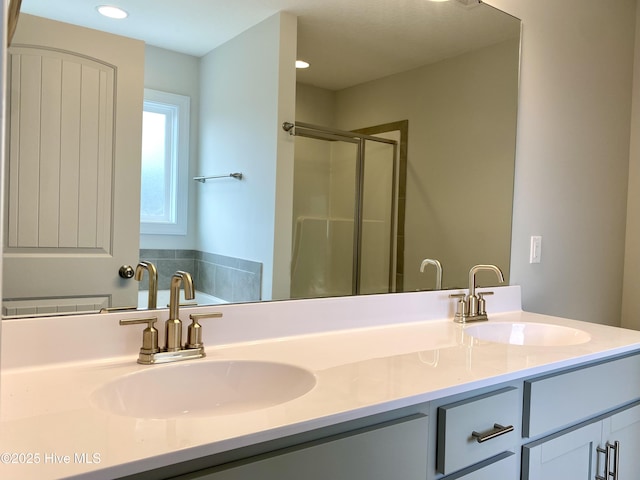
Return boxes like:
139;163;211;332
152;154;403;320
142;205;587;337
289;122;399;298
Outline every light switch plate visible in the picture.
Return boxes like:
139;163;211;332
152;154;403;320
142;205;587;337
530;236;542;264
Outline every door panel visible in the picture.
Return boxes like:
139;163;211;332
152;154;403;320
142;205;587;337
3;14;144;314
522;422;601;480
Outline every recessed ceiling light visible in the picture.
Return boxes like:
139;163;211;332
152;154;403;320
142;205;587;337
97;5;129;19
296;60;310;69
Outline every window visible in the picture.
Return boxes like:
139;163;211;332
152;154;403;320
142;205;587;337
140;88;190;235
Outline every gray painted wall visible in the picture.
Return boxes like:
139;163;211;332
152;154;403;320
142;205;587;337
487;0;636;326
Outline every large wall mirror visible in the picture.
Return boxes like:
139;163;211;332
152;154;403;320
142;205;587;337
3;0;520;318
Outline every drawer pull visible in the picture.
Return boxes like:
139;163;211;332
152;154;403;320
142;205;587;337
471;423;514;443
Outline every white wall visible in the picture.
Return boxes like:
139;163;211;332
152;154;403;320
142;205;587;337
140;46;200;250
486;0;636;326
197;12;296;300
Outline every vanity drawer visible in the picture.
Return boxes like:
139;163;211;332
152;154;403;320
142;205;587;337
437;387;520;475
524;353;640;438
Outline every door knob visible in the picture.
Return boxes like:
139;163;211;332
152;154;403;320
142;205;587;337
119;265;135;279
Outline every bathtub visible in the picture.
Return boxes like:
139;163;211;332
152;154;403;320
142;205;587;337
138;289;227;309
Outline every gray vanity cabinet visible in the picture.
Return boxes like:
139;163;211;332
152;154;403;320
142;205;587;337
177;414;429;480
521;351;640;480
522;402;640;480
158;352;640;480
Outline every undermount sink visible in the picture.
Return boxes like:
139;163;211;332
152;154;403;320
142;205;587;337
91;360;316;419
464;322;591;346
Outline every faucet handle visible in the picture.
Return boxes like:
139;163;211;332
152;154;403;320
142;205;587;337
449;293;467;322
120;317;160;355
186;312;223;349
476;291;494;316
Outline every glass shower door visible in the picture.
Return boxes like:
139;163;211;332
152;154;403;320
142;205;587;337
360;137;397;294
291;134;359;299
289;122;398;299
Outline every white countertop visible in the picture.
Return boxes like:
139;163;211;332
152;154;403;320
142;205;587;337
2;288;640;479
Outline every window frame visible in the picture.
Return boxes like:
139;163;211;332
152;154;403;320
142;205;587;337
140;88;190;236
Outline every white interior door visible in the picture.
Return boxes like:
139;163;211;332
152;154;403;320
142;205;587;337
2;14;144;316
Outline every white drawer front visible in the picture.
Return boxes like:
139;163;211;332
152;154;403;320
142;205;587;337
437;387;520;475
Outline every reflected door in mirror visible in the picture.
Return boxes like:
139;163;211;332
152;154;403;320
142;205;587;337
3;15;144;316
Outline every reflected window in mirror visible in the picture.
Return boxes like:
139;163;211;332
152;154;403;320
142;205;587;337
140;88;190;235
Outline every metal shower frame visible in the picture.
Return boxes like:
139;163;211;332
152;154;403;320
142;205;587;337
284;121;399;295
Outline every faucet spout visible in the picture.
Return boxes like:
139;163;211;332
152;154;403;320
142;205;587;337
166;271;195;352
468;264;504;298
420;258;443;290
169;271;195;320
134;261;158;309
451;264;504;323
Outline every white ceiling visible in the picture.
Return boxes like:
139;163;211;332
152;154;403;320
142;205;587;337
20;0;520;91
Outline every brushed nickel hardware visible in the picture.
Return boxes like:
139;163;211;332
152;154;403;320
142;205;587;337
596;444;608;480
282;121;295;133
597;441;620;480
100;305;137;313
166;271;195;352
119;272;221;365
477;291;494;317
118;265;135;279
450;264;504;323
134;261;158;310
186;312;223;349
420;258;442;290
119;317;159;363
450;293;467;319
193;173;243;182
471;423;514;443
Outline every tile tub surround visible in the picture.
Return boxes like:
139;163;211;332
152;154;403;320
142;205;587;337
3;286;640;479
139;249;262;303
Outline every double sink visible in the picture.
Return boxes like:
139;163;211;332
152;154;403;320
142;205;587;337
90;320;590;420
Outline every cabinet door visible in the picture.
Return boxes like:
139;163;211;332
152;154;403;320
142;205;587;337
602;403;640;478
180;415;428;480
522;421;601;480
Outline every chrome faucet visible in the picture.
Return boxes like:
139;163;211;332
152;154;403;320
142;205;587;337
134;261;158;310
451;264;504;323
420;258;442;290
166;270;195;351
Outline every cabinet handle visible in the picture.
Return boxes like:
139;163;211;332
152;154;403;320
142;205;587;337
596;443;610;480
612;441;620;480
596;441;620;480
471;423;514;443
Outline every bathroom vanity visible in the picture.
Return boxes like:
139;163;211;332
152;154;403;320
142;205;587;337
1;286;640;480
